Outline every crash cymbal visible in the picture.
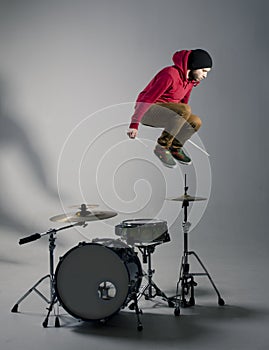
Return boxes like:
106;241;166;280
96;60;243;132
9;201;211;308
166;194;207;202
50;210;118;223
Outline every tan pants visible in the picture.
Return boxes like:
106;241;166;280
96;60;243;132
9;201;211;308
141;103;202;149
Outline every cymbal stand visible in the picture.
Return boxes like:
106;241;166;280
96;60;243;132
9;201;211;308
174;175;225;316
11;222;86;327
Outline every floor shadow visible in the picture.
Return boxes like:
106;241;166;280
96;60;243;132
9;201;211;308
67;303;269;343
68;312;209;343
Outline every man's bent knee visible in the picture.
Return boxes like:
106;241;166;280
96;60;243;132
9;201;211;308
178;103;192;118
189;114;202;131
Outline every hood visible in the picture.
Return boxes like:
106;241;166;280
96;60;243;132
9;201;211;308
172;50;191;81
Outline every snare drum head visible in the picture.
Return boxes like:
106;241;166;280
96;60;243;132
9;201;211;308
55;243;130;321
123;218;164;226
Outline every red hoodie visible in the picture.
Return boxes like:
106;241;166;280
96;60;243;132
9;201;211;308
129;50;199;129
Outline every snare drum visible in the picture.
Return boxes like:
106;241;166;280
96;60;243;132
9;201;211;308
115;218;170;245
55;239;142;321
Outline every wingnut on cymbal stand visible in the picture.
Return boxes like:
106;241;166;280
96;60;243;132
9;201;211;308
170;175;225;316
11;222;86;327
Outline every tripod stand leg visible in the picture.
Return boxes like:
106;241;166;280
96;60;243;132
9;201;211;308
137;276;150;300
130;292;143;331
11;275;51;312
42;292;58;328
189;251;225;305
174;280;181;316
137;245;175;307
149;280;174;307
137;273;174;307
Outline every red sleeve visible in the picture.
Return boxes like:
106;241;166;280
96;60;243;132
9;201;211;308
129;72;174;129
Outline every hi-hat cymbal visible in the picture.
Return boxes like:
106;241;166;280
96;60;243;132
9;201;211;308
50;210;118;223
166;194;207;202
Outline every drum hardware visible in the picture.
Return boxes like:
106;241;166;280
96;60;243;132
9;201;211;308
11;221;87;328
166;175;225;316
129;242;174;308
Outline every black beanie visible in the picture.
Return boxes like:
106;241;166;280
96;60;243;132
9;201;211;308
188;49;213;70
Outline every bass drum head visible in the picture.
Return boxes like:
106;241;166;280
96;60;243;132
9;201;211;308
55;243;129;321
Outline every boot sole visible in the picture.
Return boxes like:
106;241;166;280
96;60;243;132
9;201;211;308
176;159;192;165
154;152;177;168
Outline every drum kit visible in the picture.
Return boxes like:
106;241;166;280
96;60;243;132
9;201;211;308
11;176;225;331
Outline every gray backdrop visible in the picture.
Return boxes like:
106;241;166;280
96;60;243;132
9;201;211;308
1;0;268;242
1;1;269;349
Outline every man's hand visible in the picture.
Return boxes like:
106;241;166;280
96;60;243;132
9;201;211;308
127;128;138;139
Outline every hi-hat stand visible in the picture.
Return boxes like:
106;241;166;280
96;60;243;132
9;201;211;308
11;222;86;327
173;175;225;316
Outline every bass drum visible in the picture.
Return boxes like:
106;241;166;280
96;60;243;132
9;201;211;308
55;239;142;321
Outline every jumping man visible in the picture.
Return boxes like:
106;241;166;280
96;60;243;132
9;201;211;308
127;49;212;167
